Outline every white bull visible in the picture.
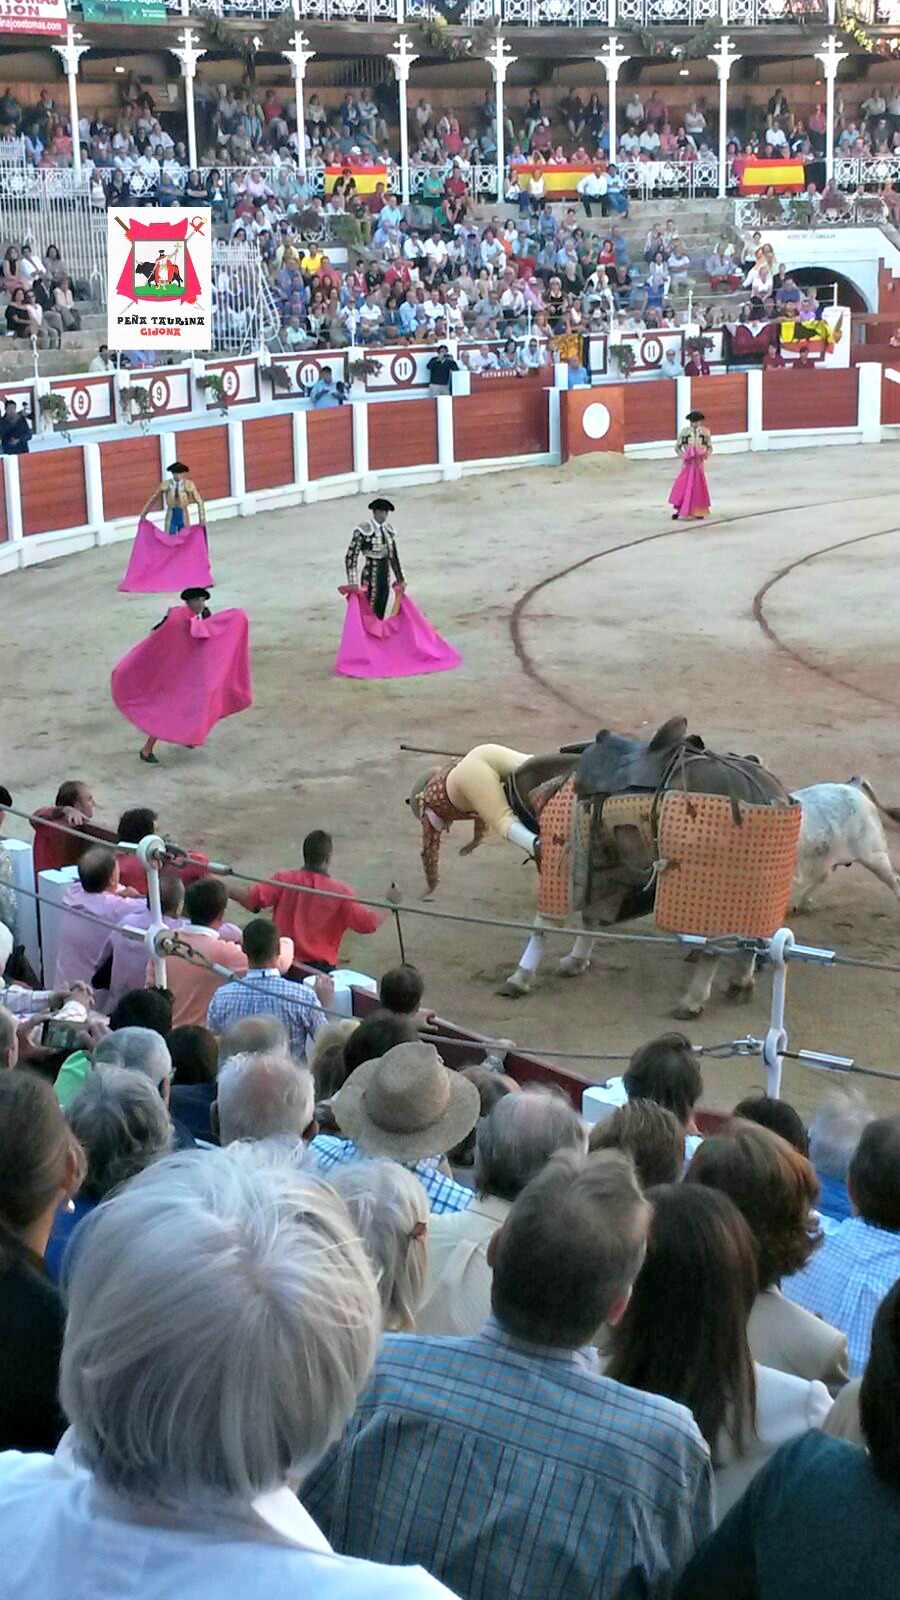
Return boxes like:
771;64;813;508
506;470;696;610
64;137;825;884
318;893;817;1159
788;778;900;911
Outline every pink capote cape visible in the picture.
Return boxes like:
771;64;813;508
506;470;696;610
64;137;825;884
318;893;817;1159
111;605;252;745
335;588;462;680
117;517;213;594
668;445;711;520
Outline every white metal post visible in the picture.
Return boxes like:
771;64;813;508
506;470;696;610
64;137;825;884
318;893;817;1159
595;36;629;170
138;834;169;989
763;926;795;1099
486;36;517;206
169;27;207;173
815;34;848;183
282;30;315;180
387;34;418;208
709;35;740;200
51;25;90;177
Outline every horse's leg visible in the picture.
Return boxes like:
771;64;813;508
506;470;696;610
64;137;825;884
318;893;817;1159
673;949;720;1019
726;948;759;1002
500;917;548;997
558;930;595;977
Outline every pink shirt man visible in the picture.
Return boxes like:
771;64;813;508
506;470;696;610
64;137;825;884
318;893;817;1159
54;880;138;989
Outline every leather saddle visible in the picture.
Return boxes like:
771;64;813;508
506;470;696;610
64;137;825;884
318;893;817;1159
504;753;578;831
563;716;697;802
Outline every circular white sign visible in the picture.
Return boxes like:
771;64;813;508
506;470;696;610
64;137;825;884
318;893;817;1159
581;401;611;441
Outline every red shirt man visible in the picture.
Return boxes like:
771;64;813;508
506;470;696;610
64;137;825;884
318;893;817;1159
235;829;384;970
31;780;114;880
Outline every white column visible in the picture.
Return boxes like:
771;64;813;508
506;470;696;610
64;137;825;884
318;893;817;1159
282;31;315;180
857;361;882;443
815;34;848;183
595;36;629;169
169;27;207;173
709;35;741;200
51;24;90;177
387;33;418;207
486;36;517;206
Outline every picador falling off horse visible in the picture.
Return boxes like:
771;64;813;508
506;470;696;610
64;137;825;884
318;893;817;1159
405;718;802;1017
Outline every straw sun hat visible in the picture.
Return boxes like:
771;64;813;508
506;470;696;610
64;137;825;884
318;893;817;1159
332;1042;480;1164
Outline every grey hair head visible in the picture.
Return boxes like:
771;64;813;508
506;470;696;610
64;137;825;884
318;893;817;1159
327;1160;429;1332
474;1086;588;1203
0;1003;15;1059
216;1051;315;1145
66;1065;173;1202
94;1027;172;1090
217;1014;289;1065
808;1090;875;1181
60;1143;381;1504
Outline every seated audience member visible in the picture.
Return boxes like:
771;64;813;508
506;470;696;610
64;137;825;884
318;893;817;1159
624;1031;704;1157
687;1123;848;1392
311;1041;477;1216
417;1086;586;1336
308;1017;359;1100
329;1161;430;1331
47;1066;172;1281
607;1184;830;1522
92;871;186;1007
807;1090;873;1227
0;1070;84;1452
445;1061;519;1174
53;987;173;1108
674;1277;900;1599
167;1024;219;1143
163;878;257;1027
0;1004;17;1072
230;828;385;971
378;963;435;1030
0;1146;456;1600
53;847;138;989
732;1092;809;1156
590;1099;685;1188
206;916;327;1062
782;1114;900;1377
213;1051;316;1146
304;1150;713;1597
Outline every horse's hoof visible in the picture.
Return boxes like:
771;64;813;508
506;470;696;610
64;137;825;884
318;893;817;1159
672;1001;703;1020
499;969;532;998
557;956;590;978
727;983;755;1004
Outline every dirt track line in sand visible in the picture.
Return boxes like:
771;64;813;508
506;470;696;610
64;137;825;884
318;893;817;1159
508;491;898;721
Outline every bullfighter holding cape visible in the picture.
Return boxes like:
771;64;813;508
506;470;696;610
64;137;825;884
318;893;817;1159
118;461;212;594
669;410;713;522
111;587;252;764
336;497;461;680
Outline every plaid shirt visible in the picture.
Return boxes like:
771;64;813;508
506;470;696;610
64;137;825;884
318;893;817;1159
310;1135;473;1217
783;1216;900;1377
206;969;326;1063
303;1317;713;1600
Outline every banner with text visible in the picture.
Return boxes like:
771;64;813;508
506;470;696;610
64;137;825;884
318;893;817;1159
81;0;166;21
108;208;211;351
0;0;66;34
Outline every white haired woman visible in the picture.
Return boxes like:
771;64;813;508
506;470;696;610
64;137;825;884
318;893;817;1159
0;1145;457;1600
328;1160;430;1331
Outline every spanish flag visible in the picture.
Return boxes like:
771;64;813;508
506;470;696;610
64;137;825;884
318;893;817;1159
515;164;594;198
324;164;388;195
738;158;805;195
780;314;843;353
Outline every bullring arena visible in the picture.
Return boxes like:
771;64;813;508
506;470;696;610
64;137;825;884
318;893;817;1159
7;437;899;1119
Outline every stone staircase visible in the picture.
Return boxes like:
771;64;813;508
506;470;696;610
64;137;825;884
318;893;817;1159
1;305;107;379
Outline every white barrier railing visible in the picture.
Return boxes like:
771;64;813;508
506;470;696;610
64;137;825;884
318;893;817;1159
734;194;893;227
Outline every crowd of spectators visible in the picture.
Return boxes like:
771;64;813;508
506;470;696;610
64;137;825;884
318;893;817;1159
0;776;899;1597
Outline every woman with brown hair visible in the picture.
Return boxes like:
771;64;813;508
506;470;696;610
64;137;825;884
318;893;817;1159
0;1070;84;1451
606;1184;831;1521
687;1122;849;1393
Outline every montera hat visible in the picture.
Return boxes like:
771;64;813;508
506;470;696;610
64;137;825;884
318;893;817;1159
332;1041;480;1162
180;587;211;603
686;411;705;423
368;497;395;513
168;460;190;473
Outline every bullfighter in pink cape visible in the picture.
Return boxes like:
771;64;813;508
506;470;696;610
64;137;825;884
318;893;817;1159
668;410;713;521
336;498;461;680
111;587;252;764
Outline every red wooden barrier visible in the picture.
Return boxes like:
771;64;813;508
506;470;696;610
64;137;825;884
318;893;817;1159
243;415;295;492
307;407;353;480
100;436;163;522
368;398;438;471
625;379;676;446
172;426;231;501
20;448;87;536
762;368;859;432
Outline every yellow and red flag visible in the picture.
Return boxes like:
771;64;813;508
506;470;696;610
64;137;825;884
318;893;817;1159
737;157;805;194
324;164;388;195
780;315;843;353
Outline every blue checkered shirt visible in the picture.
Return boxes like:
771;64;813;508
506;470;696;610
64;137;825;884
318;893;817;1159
303;1317;713;1600
782;1216;900;1377
206;969;326;1063
310;1135;473;1216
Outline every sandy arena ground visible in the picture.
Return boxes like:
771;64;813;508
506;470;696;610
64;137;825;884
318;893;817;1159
3;440;899;1119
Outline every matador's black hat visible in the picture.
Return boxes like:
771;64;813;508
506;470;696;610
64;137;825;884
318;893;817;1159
168;461;190;474
181;587;211;603
368;498;395;513
686;411;705;423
